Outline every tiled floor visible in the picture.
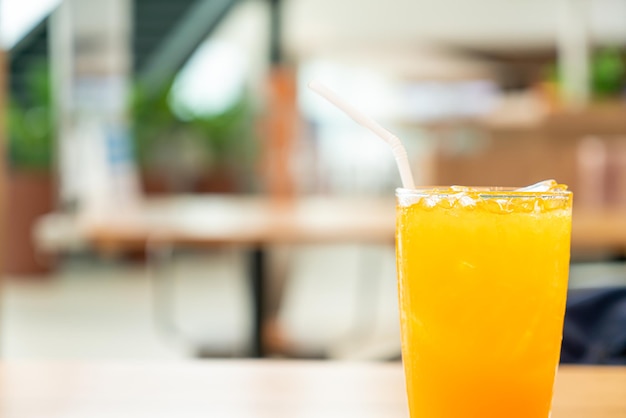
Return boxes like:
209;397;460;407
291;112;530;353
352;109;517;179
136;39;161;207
1;245;400;360
2;247;626;361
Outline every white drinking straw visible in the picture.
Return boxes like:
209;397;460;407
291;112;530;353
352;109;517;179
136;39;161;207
308;80;415;190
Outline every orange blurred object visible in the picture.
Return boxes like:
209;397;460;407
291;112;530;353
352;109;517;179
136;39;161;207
4;173;54;276
261;66;297;200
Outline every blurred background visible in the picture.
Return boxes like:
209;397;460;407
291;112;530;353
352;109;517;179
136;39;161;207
1;0;626;361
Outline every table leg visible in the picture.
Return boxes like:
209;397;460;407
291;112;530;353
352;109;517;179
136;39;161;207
147;240;268;358
249;246;266;358
147;240;182;340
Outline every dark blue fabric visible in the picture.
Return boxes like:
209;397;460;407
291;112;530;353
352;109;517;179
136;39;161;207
560;287;626;364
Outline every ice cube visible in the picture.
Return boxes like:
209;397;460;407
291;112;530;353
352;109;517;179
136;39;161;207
450;185;474;192
458;194;476;208
424;195;440;208
496;198;513;213
485;198;513;213
516;179;558;192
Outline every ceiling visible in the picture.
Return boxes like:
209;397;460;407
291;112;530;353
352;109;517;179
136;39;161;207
285;0;626;53
280;0;626;79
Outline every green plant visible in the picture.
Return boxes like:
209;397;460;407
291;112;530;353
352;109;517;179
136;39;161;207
7;63;54;172
546;48;626;101
591;48;625;98
131;79;257;187
188;95;257;167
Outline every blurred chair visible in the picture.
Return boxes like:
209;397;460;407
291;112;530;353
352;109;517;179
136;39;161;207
561;287;626;364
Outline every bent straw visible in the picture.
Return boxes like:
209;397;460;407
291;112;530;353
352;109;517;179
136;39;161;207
308;80;415;190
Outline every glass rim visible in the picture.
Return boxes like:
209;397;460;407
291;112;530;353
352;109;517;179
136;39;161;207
395;187;573;200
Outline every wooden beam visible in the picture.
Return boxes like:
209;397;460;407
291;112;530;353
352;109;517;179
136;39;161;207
0;46;6;345
138;0;239;96
262;66;296;199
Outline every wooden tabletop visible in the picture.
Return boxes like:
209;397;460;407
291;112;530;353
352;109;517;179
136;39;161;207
0;361;623;418
79;195;626;253
85;196;397;251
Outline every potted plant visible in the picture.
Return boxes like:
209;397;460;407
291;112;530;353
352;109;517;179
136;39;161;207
5;63;55;276
131;80;257;194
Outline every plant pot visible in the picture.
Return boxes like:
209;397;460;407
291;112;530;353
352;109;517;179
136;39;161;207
141;166;239;195
196;166;239;194
4;171;55;277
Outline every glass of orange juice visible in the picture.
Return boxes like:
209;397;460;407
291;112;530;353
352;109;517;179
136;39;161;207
396;185;573;418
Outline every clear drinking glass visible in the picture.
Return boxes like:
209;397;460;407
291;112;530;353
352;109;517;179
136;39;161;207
396;187;573;418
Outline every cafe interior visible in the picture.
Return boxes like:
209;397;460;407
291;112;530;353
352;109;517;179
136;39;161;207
0;0;625;416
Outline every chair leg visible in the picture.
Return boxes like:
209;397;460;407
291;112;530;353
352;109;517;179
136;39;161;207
146;238;183;342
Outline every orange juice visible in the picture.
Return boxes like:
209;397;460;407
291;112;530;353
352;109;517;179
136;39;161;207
396;187;572;418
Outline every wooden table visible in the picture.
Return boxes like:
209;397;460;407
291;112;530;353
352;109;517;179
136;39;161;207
83;196;396;358
84;195;626;256
58;196;626;356
86;196;396;251
1;361;624;417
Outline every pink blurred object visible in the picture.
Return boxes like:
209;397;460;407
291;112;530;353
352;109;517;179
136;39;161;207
576;137;607;208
